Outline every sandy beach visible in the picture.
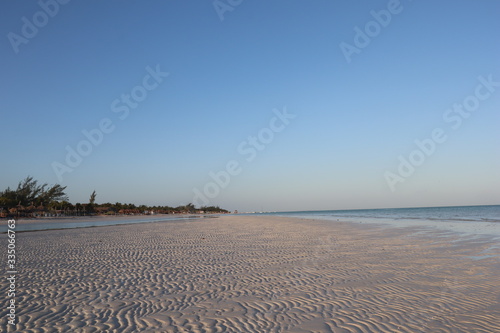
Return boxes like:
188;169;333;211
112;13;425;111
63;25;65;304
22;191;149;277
1;215;499;332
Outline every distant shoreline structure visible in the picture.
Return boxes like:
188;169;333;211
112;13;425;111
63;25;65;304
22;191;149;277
0;176;231;219
0;206;231;219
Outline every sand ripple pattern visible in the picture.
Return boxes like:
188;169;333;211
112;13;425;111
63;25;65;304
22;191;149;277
1;216;499;332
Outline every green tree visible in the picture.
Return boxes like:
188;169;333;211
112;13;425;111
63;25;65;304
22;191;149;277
87;190;97;214
0;176;67;209
185;203;196;213
37;184;68;207
0;187;17;208
89;190;97;205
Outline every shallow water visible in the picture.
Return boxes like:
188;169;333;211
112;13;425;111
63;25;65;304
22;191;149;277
264;205;500;238
0;215;207;232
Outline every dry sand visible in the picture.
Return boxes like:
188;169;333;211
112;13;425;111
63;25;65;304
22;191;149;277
1;215;499;332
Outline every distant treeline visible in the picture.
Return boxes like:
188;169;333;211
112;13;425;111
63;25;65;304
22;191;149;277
0;176;229;218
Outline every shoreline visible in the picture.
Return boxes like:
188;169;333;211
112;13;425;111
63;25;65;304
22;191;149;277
269;212;500;240
1;215;499;332
1;213;218;225
0;213;220;233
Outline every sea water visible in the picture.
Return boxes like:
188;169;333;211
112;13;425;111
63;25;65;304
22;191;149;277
266;205;500;239
0;215;206;232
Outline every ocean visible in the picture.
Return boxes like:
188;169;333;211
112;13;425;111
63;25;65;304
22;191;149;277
264;205;500;238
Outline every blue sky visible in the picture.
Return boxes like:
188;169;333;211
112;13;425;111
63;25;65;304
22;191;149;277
1;0;499;212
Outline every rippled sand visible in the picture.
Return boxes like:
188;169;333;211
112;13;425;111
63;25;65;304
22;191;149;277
1;215;499;332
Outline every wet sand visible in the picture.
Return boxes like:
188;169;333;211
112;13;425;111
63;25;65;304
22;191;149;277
1;215;499;332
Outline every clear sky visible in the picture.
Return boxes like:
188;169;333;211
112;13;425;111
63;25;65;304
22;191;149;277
1;0;499;212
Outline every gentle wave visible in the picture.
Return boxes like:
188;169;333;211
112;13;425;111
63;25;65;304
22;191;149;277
263;205;500;238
